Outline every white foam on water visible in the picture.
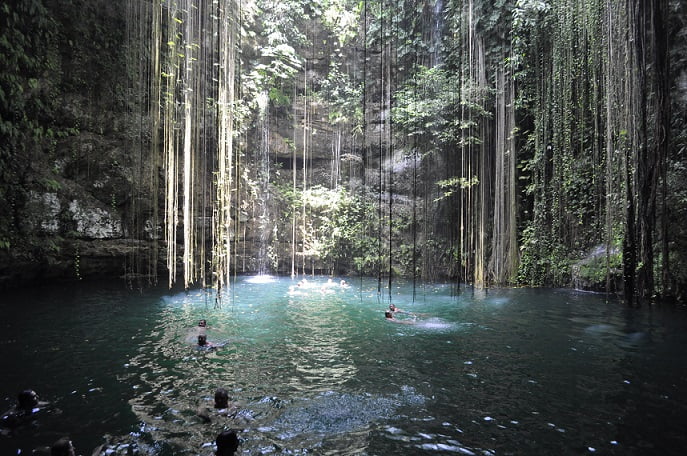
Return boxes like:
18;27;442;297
414;317;458;331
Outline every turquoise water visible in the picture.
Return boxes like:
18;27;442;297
1;276;686;455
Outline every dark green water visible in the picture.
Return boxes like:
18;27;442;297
1;276;686;455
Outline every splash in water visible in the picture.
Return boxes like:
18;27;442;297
263;386;426;441
414;317;456;331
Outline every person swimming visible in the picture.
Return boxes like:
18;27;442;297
197;388;236;423
196;323;227;349
198;319;208;334
197;320;212;347
50;437;76;456
215;430;240;456
389;303;408;313
214;388;229;409
385;310;416;325
17;389;39;412
389;303;425;318
1;389;42;432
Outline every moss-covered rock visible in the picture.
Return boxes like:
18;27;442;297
571;245;623;293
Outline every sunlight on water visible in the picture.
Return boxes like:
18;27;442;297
109;277;485;453
243;274;278;284
1;279;687;455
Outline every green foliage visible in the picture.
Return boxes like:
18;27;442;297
518;223;572;286
574;248;622;289
319;64;363;131
45;239;61;255
273;184;379;274
393;66;491;149
0;0;56;243
255;43;302;82
51;0;127;102
0;0;127;260
244;0;308;99
268;87;291;106
321;0;360;46
42;178;61;192
0;0;682;295
435;175;479;201
303;186;376;271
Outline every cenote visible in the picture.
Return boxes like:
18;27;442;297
1;276;686;455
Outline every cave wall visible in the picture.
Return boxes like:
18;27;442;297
0;0;381;288
0;0;153;288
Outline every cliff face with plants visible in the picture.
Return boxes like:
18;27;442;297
1;0;686;303
0;0;145;286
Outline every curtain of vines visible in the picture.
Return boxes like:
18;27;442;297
134;0;239;291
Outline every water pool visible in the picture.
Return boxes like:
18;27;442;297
1;276;686;455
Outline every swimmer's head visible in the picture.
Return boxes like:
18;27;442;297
51;437;76;456
385;311;393;319
216;429;240;455
198;334;208;346
214;388;229;409
198;319;207;327
389;304;396;311
17;389;39;410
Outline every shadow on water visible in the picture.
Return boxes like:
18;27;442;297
1;278;687;455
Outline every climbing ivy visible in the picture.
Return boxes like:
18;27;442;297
0;0;57;248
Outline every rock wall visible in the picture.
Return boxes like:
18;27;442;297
0;0;420;289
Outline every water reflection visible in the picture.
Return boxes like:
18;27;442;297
2;280;687;455
142;282;685;455
284;294;358;391
125;277;371;453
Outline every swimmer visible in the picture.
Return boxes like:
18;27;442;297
389;303;406;313
385;310;416;325
214;388;229;409
202;388;241;420
198;319;207;336
215;429;240;456
389;303;424;317
1;389;43;432
51;437;76;456
17;389;39;412
197;388;232;423
197;320;214;347
197;335;229;350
